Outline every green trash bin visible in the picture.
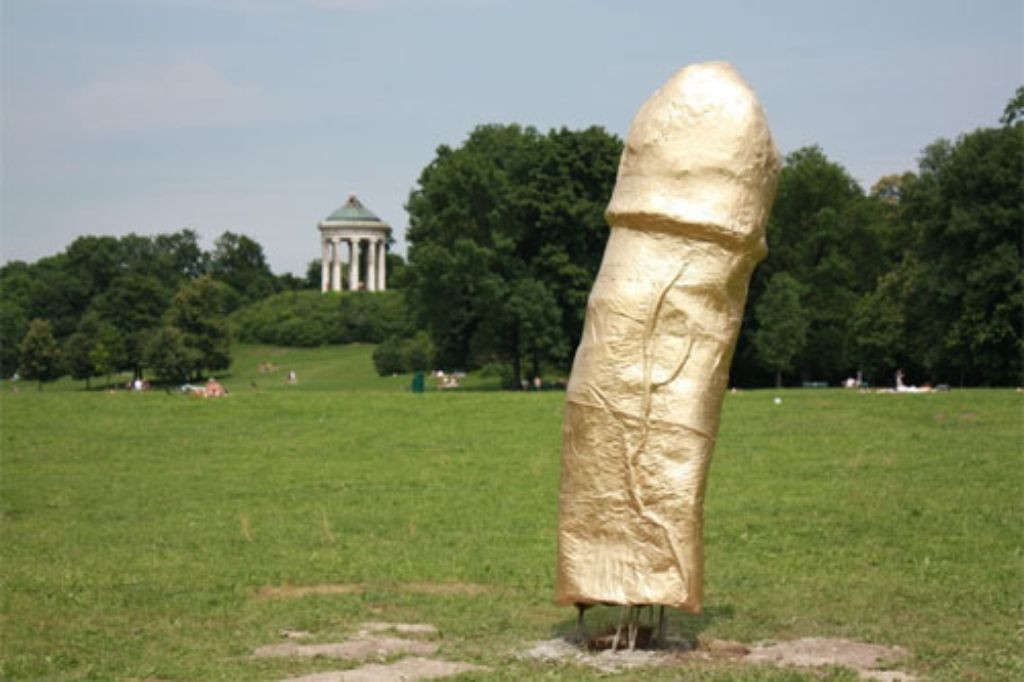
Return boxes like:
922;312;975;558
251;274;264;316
411;371;425;394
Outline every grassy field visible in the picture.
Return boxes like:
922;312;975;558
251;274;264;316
1;344;1021;680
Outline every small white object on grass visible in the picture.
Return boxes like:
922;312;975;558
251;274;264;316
773;396;782;405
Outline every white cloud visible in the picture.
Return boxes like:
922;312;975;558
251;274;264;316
71;58;264;136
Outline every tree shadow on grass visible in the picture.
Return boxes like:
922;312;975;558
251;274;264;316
73;370;237;393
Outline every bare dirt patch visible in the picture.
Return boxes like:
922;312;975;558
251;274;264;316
745;638;912;680
280;656;488;682
280;629;314;640
402;582;496;596
359;622;438;636
523;636;913;679
698;638;751;658
522;636;693;673
254;622;489;682
255;582;497;600
253;636;437;661
257;584;365;599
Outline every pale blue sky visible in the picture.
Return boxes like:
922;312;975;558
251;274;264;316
2;0;1021;276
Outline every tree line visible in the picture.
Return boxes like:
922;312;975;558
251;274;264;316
1;231;298;387
4;89;1020;388
401;91;1021;388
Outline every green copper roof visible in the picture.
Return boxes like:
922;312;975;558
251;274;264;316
325;195;382;222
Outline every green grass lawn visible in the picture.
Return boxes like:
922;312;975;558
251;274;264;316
1;344;1021;680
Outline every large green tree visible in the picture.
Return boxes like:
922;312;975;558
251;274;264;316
209;231;276;308
405;123;621;382
62;310;125;389
164;275;232;379
143;325;199;383
18;319;64;389
475;276;565;384
0;298;28;377
88;272;173;376
893;110;1023;385
753;272;809;388
18;255;90;339
735;146;896;385
89;324;125;389
64;330;96;388
152;229;207;281
408;238;502;369
849;271;907;386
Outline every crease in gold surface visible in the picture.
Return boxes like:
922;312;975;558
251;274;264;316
555;62;780;613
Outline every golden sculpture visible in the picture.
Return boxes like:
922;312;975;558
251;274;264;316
556;62;781;619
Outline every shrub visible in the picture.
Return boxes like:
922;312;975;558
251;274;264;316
372;337;406;376
479;361;517;388
401;331;435;372
338;291;410;343
232;291;337;346
232;290;411;347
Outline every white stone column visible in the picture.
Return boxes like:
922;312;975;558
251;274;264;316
377;239;387;291
348;238;360;291
366;238;377;292
321;238;330;292
331;238;342;292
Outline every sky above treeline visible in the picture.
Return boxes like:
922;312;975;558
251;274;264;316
2;0;1021;276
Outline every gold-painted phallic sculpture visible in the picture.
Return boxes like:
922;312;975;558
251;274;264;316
556;63;781;621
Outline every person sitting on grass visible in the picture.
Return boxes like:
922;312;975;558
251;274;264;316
204;377;227;397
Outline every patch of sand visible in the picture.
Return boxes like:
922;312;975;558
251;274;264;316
258;622;487;682
253;637;437;661
522;636;913;679
280;657;488;682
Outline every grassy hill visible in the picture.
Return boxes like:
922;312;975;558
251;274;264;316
1;344;1020;680
227;343;404;392
45;343;502;394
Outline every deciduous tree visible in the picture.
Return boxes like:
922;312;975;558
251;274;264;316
64;331;95;388
849;272;907;386
143;326;199;383
19;319;64;389
210;232;276;307
165;275;232;378
753;273;809;388
735;146;896;385
89;272;173;375
405;123;621;373
0;298;27;377
896;111;1023;385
